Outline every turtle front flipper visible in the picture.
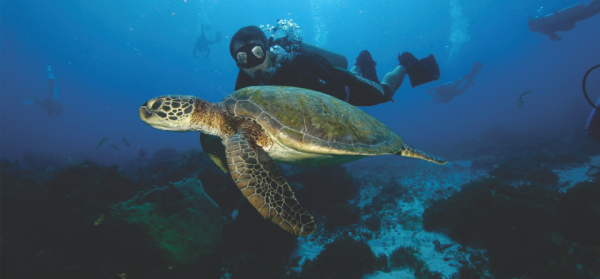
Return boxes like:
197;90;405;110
225;133;316;236
397;144;447;165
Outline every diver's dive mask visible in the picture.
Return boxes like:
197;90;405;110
235;43;267;69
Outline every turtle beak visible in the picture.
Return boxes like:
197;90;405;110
139;106;155;121
139;99;172;130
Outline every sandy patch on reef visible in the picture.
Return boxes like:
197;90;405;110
555;155;600;191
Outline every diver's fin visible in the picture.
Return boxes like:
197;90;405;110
200;133;229;173
214;31;222;44
469;79;476;87
398;52;440;88
396;144;447;165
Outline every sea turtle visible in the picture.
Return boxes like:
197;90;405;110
139;86;446;236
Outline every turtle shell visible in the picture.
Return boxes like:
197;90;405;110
222;86;403;155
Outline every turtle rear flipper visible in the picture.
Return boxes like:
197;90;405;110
226;133;316;236
397;144;447;165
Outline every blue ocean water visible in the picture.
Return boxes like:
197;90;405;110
2;0;600;278
2;0;598;163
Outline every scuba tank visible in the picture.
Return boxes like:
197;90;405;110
536;3;585;25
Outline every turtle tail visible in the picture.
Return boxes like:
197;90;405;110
396;145;447;165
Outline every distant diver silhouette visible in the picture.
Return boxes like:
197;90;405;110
428;62;482;104
34;66;63;118
193;24;222;58
528;0;600;41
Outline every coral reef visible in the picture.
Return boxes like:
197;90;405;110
110;178;223;269
285;165;359;214
365;215;382;231
228;253;287;279
390;246;421;269
423;177;600;278
1;163;223;279
222;200;298;265
526;167;559;186
561;179;600;247
375;253;389;272
443;126;600;166
389;246;443;279
323;203;361;230
22;150;66;172
300;237;376;279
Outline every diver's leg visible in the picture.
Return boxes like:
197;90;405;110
337;68;392;106
205;48;211;58
350;65;361;75
382;65;407;97
354;50;379;83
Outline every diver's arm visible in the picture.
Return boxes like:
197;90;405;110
301;42;348;69
34;97;45;107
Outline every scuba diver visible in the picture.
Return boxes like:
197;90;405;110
193;24;222;58
230;25;440;107
528;0;600;41
34;66;63;118
428;62;483;104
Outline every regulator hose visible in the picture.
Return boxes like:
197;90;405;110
583;64;600;109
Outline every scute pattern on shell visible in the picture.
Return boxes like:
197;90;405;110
222;86;404;155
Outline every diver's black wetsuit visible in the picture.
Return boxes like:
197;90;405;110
234;50;392;107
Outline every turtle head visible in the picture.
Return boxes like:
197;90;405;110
139;95;198;132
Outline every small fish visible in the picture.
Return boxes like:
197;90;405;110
109;144;119;150
96;137;109;149
40;136;48;139
517;91;533;107
94;213;105;226
122;136;131;147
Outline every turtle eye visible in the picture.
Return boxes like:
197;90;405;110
252;46;264;58
237;52;247;65
151;99;163;110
